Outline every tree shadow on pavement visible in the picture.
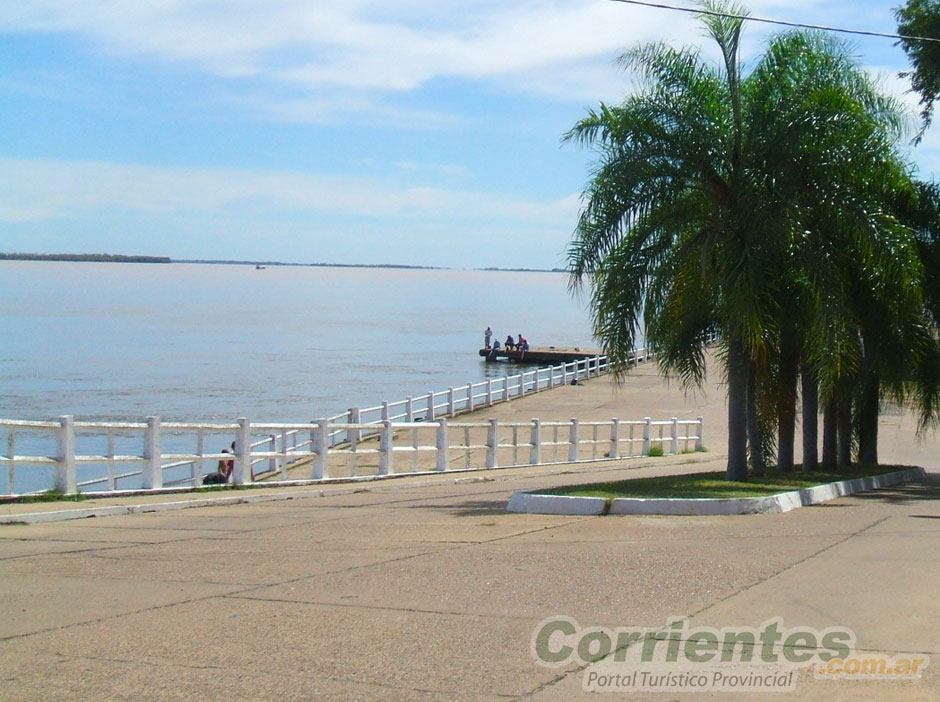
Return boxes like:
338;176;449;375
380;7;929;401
848;478;940;506
407;499;509;517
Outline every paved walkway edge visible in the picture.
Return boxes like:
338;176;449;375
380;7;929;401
506;467;927;516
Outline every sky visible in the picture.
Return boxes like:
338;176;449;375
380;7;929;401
2;0;939;269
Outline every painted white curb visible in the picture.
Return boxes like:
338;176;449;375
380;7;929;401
508;468;926;516
506;492;608;515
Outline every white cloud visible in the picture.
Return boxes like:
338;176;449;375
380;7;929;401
0;1;701;110
0;156;579;225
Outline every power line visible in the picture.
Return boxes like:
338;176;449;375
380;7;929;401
607;0;940;44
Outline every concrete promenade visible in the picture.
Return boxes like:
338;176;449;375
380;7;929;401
2;359;940;700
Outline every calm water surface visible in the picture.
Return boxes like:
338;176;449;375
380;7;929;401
0;262;600;422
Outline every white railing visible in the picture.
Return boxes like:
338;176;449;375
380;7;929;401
320;354;613;446
0;345;675;496
0;413;703;495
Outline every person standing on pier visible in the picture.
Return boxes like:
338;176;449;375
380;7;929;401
485;326;493;349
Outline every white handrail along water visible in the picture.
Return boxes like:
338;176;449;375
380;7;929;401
0;349;703;496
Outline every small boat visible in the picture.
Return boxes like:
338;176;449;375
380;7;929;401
256;264;266;270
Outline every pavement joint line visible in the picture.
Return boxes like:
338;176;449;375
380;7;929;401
221;592;546;623
669;513;893;626
518;512;899;697
2;517;583;644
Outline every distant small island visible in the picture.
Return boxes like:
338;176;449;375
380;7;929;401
1;252;171;263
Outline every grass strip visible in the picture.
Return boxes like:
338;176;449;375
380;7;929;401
538;464;906;499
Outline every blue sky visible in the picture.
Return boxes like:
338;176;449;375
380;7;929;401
2;0;938;269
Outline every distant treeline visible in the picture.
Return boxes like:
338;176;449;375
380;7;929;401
177;259;440;270
1;253;171;263
480;266;567;273
1;253;563;272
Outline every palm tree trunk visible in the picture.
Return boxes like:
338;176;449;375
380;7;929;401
727;337;749;481
777;342;799;473
857;372;880;464
821;397;837;469
747;359;765;476
836;392;853;465
801;363;819;471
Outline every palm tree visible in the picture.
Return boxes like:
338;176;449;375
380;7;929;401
565;1;920;479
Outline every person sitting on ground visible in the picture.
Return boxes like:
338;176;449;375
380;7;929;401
518;334;528;351
505;335;516;351
203;443;235;485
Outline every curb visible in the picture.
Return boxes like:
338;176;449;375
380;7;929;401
506;468;927;516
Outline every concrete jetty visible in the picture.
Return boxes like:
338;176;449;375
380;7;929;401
2;353;939;700
479;344;604;364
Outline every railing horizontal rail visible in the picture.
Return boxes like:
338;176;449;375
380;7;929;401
0;345;698;495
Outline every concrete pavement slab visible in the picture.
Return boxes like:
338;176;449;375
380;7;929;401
2;540;444;586
0;648;514;702
0;574;241;638
3;598;558;699
238;530;840;624
0;523;230;544
0;539;130;559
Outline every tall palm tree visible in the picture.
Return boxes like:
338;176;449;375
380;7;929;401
565;1;919;479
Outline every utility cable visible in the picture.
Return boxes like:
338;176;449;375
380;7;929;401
607;0;940;43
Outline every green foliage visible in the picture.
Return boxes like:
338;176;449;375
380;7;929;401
896;0;940;137
566;0;929;480
647;445;665;457
16;490;85;503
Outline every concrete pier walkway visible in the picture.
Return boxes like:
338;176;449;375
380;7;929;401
2;357;939;700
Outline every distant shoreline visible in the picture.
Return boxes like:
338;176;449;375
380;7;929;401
1;252;565;273
1;253;171;264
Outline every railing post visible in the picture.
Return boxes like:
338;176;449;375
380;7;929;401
562;362;569;385
530;419;541;465
609;418;620;459
313;418;328;480
534;368;541;393
427;392;435;421
503;376;510;401
194;431;204;487
56;415;77;494
278;432;288;480
405;396;414;423
671;417;679;455
379;420;392;475
643;417;651;456
549;365;555;389
448;387;456;417
518;372;526;397
486;418;498;468
486;379;493;406
234;417;251;484
349;407;361;443
382;401;390;422
568;418;579;463
466;382;474;412
435;418;448;471
268;434;278;474
696;416;704;451
142;415;162;490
